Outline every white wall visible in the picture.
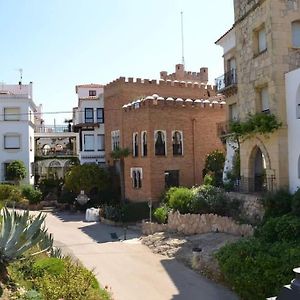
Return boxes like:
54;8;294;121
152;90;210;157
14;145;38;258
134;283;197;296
76;86;103;99
286;68;300;193
216;27;236;55
0;96;36;184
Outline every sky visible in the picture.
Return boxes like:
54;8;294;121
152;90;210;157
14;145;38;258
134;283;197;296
0;0;234;123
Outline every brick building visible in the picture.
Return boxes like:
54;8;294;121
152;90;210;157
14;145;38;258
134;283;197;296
104;67;225;202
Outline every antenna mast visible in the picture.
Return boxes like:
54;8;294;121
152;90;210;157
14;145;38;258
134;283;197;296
18;68;23;86
181;11;185;66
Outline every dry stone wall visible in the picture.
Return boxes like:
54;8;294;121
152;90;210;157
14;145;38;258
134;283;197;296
142;211;254;237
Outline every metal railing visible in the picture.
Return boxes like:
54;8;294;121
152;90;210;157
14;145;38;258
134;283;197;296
215;69;237;92
231;175;277;194
35;125;72;133
35;149;77;157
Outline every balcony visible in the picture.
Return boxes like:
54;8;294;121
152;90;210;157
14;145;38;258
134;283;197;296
215;69;237;95
217;121;232;137
35;148;77;159
35;125;72;133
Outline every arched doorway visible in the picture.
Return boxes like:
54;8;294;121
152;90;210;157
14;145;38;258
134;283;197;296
253;147;266;192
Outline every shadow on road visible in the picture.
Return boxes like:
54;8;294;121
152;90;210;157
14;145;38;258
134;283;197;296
51;210;86;222
160;259;238;300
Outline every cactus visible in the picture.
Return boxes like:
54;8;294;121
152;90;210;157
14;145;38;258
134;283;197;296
0;208;53;282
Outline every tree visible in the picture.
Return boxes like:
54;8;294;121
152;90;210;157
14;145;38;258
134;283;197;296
203;150;225;187
110;148;130;203
7;160;27;185
64;164;109;195
0;208;53;282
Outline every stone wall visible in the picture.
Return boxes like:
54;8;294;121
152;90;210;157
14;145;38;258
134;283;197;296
142;211;254;237
228;192;265;224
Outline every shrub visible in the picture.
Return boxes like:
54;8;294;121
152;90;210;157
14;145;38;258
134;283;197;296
6;160;27;184
0;184;22;202
263;189;292;218
292;188;300;216
36;258;103;300
167;187;194;214
121;202;149;222
32;257;65;278
203;150;225;187
154;206;169;224
203;173;214;186
21;185;43;204
216;238;300;300
256;214;300;243
22;289;43;300
103;205;121;221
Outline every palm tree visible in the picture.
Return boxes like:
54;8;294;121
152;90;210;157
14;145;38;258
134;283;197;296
110;148;130;203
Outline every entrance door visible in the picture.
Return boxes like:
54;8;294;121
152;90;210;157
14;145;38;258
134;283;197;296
165;170;179;189
254;148;266;192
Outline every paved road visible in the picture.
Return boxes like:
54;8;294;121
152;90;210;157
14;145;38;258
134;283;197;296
44;211;238;300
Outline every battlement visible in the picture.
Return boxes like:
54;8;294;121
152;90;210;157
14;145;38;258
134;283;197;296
105;76;215;91
122;93;226;112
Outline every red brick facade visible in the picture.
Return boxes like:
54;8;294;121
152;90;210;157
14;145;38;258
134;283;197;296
104;76;225;202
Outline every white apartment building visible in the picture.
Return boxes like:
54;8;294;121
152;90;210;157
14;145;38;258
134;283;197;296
73;84;105;165
0;83;39;184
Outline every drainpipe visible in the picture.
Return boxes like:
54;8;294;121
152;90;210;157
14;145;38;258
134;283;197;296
192;118;196;185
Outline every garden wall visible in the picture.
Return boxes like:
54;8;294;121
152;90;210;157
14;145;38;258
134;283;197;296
142;211;254;236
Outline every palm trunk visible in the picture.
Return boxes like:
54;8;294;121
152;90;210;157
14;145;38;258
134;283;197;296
0;263;9;283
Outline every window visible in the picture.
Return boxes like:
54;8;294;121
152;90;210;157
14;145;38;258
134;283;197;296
172;131;183;156
165;170;179;189
141;131;147;156
4;107;20;121
292;21;300;48
254;25;267;55
89;90;96;96
4;135;20;149
97;134;105;151
260;87;269;113
84;108;94;123
229;103;238;121
3;162;11;181
155;130;166;156
30;136;33;151
84;134;94;151
111;130;120;151
133;132;138;157
97;108;104;123
131;168;142;189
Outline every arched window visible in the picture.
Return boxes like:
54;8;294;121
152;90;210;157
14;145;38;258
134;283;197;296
292;21;300;48
155;130;166;156
133;132;138;157
141;131;147;156
172;131;183;155
131;168;142;189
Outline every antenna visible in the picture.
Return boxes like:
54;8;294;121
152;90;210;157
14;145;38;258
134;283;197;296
17;68;23;86
181;11;185;66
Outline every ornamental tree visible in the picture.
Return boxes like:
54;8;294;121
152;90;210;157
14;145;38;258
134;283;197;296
7;160;27;185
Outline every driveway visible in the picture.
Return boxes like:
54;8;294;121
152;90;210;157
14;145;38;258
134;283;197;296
44;211;238;300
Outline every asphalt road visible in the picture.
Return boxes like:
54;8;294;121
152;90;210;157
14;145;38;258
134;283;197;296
44;211;238;300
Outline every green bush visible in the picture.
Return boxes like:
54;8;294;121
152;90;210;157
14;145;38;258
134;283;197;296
103;205;121;221
32;257;65;278
121;202;149;222
263;189;292;218
0;184;22;202
292;188;300;216
21;185;42;204
256;214;300;243
36;258;104;300
22;289;43;300
167;187;194;214
216;238;300;300
154;206;169;224
203;173;214;186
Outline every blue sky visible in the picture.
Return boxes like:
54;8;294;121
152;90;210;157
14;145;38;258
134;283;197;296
0;0;234;123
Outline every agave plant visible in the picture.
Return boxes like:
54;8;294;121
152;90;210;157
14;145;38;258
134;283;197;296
0;208;53;282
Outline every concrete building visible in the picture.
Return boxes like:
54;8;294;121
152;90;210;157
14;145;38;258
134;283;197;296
73;84;105;165
0;83;39;184
104;67;226;202
216;0;300;193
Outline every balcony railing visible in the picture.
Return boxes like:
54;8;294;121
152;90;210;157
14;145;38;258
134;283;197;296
217;121;232;137
35;148;77;158
215;69;237;92
35;125;72;133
